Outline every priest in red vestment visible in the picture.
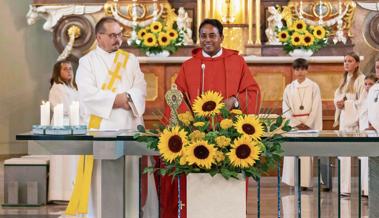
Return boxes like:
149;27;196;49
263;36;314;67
160;18;261;218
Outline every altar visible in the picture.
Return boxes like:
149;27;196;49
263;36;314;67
16;130;379;218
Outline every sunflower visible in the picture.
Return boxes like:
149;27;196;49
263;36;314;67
192;91;225;117
157;126;188;163
313;26;326;40
220;118;233;129
143;33;157;47
178;111;193;126
230;109;243;115
302;32;315;47
193;121;205;127
290;32;303;47
234;115;264;140
150;21;163;33
214;150;225;163
158;32;171;47
277;30;290;43
292;20;307;32
215;136;231;148
189;130;205;142
228;135;261;168
167;29;178;41
185;140;216;169
137;28;147;39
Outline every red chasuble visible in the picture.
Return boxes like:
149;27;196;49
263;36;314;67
159;48;261;218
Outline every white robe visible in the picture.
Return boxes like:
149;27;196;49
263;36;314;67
367;83;379;131
358;93;369;196
334;73;365;194
76;46;158;218
48;83;81;201
282;78;323;187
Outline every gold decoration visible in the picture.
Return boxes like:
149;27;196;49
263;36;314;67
165;84;183;126
67;25;81;39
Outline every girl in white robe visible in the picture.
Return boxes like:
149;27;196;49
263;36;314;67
334;52;366;195
48;60;84;201
358;74;377;196
282;58;323;188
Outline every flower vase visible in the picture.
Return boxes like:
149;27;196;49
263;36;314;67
145;50;170;57
186;173;246;218
289;49;313;58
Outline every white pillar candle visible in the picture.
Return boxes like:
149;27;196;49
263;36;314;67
53;104;64;127
40;101;50;126
69;101;80;126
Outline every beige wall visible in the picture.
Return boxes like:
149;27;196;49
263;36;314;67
0;0;58;154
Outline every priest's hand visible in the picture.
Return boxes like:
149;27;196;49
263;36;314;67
296;123;310;130
224;96;238;111
336;99;345;109
113;93;130;110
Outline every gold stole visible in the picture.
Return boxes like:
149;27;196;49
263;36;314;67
65;49;129;216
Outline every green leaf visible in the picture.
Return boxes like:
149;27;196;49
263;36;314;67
275;116;283;127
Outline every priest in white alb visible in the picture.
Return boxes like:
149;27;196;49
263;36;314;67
282;58;323;188
71;17;158;218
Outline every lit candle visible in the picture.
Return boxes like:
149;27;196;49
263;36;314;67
299;1;303;18
53;104;64;127
338;0;342;16
69;101;80;126
40;101;50;126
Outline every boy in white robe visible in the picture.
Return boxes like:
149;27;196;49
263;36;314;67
358;74;377;196
334;52;366;196
282;58;323;188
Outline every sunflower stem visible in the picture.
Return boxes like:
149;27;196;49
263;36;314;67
211;116;215;132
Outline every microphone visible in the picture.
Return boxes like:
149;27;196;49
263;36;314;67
201;64;205;94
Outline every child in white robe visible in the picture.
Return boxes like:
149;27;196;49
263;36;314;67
334;52;366;196
282;58;323;188
358;74;377;196
367;58;379;131
48;60;84;201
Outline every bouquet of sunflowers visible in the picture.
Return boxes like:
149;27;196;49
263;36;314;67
276;19;329;54
132;20;184;56
135;91;291;180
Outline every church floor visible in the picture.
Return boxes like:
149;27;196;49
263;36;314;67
0;158;368;218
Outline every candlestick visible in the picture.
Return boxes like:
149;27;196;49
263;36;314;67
40;101;50;126
255;0;261;45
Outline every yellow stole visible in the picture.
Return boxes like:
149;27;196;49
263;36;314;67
65;49;129;216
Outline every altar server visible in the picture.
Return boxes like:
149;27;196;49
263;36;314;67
160;18;261;218
48;60;82;201
367;58;379;131
334;52;366;195
282;58;322;188
358;74;377;196
73;17;157;218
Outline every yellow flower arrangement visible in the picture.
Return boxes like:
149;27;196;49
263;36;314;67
137;91;291;180
132;20;184;56
275;19;329;54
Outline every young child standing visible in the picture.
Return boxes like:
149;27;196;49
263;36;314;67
334;52;366;196
358;74;377;196
282;58;323;188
